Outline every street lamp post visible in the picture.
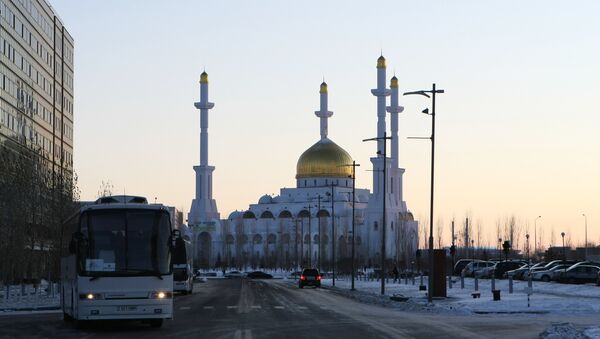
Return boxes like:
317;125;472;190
582;213;588;260
363;133;391;296
534;216;541;257
303;204;313;267
561;232;566;273
526;234;530;263
404;84;445;304
498;238;502;260
328;184;336;286
341;161;360;291
317;195;322;272
300;218;304;269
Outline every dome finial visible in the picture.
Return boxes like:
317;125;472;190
390;75;398;88
200;71;208;84
377;55;386;69
320;81;328;94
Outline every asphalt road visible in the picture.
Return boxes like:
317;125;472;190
0;278;597;338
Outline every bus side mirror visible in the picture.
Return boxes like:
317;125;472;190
169;229;181;250
69;231;84;254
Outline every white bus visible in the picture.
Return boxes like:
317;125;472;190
172;234;194;294
61;195;177;328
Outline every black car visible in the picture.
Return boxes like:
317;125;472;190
247;271;273;279
493;261;527;279
299;268;321;288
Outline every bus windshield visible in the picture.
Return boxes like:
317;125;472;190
79;209;171;277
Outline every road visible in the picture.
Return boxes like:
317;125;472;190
0;278;597;338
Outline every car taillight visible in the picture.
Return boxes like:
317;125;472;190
300;275;306;280
317;275;321;281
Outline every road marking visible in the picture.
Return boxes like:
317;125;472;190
234;329;253;339
227;305;239;309
179;306;191;310
319;306;328;310
251;305;261;309
298;306;308;310
203;306;214;309
274;306;284;309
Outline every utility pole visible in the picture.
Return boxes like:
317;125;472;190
363;132;391;295
331;183;336;286
317;195;322;272
341;161;361;291
404;83;445;303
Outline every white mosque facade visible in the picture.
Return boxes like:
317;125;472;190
188;56;418;271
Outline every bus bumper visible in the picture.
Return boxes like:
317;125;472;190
77;299;173;320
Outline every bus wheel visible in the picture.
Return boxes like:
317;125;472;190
149;319;163;328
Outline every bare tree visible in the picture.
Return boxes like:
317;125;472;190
97;180;114;198
436;217;444;249
0;140;79;285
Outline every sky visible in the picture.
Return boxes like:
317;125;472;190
50;0;600;249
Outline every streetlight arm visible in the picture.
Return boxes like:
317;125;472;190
403;90;430;98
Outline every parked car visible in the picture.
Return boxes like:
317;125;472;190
453;259;473;276
493;261;527;279
531;264;572;282
225;270;244;279
523;260;578;280
557;265;600;284
461;261;495;277
299;268;321;288
504;264;532;279
247;271;273;279
474;265;495;279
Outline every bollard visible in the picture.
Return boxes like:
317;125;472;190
509;276;513;294
448;275;453;289
491;276;495;291
460;272;465;289
5;285;8;302
474;277;479;291
34;286;39;307
412;275;415;285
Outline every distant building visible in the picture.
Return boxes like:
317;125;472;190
0;0;74;175
187;56;419;270
166;206;183;231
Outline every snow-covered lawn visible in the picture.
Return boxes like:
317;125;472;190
0;284;60;312
317;275;600;315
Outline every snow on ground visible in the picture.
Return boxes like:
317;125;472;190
0;284;60;312
584;327;600;339
314;275;600;315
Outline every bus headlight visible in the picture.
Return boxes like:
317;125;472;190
79;293;103;300
150;291;172;299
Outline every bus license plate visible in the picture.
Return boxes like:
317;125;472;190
117;306;138;312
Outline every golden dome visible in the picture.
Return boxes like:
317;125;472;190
377;55;386;69
390;75;398;88
320;82;328;94
200;72;208;84
296;138;353;179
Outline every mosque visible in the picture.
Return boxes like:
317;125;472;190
187;56;418;272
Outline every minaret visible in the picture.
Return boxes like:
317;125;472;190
189;72;220;225
371;56;391;155
370;56;391;197
386;76;403;169
314;82;333;139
